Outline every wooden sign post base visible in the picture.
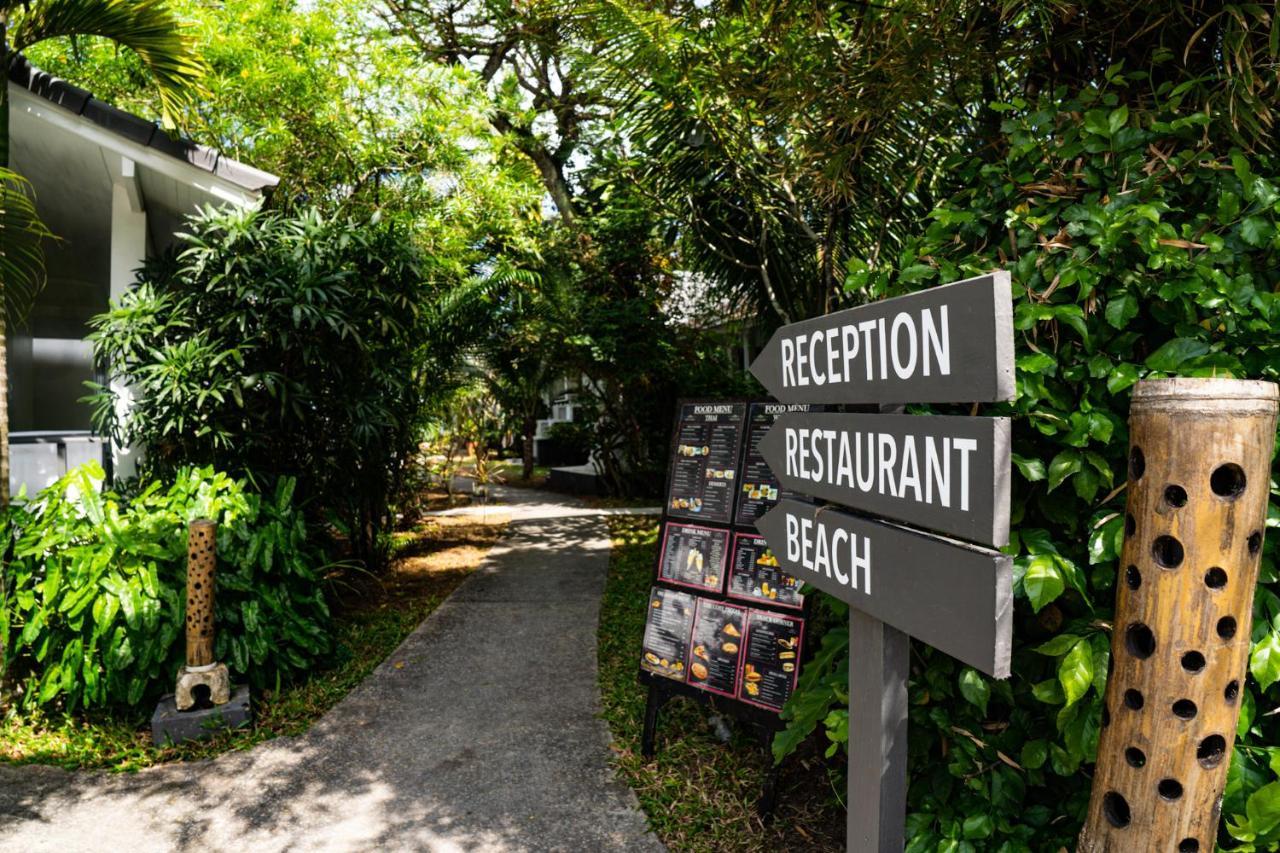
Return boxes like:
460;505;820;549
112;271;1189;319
848;611;910;851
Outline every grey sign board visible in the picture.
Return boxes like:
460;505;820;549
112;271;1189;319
756;499;1012;678
749;272;1015;404
759;412;1011;547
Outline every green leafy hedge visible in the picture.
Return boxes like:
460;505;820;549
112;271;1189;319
778;75;1280;850
0;465;333;711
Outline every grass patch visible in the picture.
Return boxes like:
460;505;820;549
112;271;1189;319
0;516;504;772
599;516;843;851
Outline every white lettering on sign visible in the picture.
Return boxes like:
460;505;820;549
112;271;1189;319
784;427;978;511
785;509;872;595
780;306;951;389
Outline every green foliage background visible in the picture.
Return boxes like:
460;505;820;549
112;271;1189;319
1;465;332;712
87;205;471;568
777;75;1280;850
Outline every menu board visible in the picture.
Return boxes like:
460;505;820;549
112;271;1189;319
727;532;804;610
667;401;747;524
641;586;696;681
642;398;809;718
658;523;730;592
735;402;822;528
738;610;805;711
687;599;748;698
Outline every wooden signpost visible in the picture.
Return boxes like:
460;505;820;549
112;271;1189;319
749;272;1014;405
756;500;1011;677
749;271;1015;851
758;411;1011;547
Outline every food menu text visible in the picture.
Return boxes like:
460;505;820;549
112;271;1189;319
667;402;747;524
658;523;729;593
641;586;695;681
687;599;747;698
738;610;804;711
727;532;803;610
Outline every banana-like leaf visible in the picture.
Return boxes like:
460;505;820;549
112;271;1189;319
9;0;206;129
0;168;52;322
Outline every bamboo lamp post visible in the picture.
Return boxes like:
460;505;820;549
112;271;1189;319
1080;378;1279;851
174;519;231;710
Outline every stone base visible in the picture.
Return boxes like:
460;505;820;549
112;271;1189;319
151;683;252;746
175;662;230;710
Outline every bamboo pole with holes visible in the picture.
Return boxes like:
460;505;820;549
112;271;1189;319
1080;378;1279;852
185;519;217;667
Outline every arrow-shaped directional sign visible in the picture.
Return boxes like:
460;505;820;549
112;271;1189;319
749;272;1014;404
756;499;1012;678
759;412;1011;547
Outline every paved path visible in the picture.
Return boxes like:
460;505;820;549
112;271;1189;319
428;478;662;523
0;488;664;852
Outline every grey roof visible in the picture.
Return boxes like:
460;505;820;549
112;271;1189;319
7;56;279;193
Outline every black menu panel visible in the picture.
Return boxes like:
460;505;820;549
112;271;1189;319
735;402;823;528
687;599;748;698
667;402;747;524
641;586;696;682
727;532;804;610
657;522;730;593
738;610;804;711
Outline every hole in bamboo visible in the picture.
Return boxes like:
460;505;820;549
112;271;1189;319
1181;651;1206;673
1249;531;1262;556
1158;778;1184;800
1205;567;1228;590
1226;680;1240;703
1125;624;1156;659
1179;840;1200;853
1217;617;1238;640
1210;463;1247;499
1152;535;1184;569
1102;791;1131;828
1124;688;1145;710
1125;747;1146;768
1197;734;1227;769
1125;513;1136;536
1164;484;1188;507
1172;699;1198;720
1129;448;1145;481
1126;565;1141;590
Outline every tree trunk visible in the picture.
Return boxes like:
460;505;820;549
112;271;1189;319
522;415;536;481
0;21;10;703
1;26;11;509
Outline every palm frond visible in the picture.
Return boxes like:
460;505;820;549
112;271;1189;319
10;0;206;129
0;168;53;322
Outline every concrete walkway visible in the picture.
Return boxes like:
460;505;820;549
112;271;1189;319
428;478;662;523
0;489;664;852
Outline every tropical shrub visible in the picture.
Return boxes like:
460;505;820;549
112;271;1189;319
0;464;332;712
88;205;446;568
779;75;1280;850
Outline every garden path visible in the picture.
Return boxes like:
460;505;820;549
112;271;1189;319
0;488;664;852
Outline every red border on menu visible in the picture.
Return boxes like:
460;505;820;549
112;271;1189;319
736;608;806;712
685;598;749;699
657;522;731;594
725;531;805;611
